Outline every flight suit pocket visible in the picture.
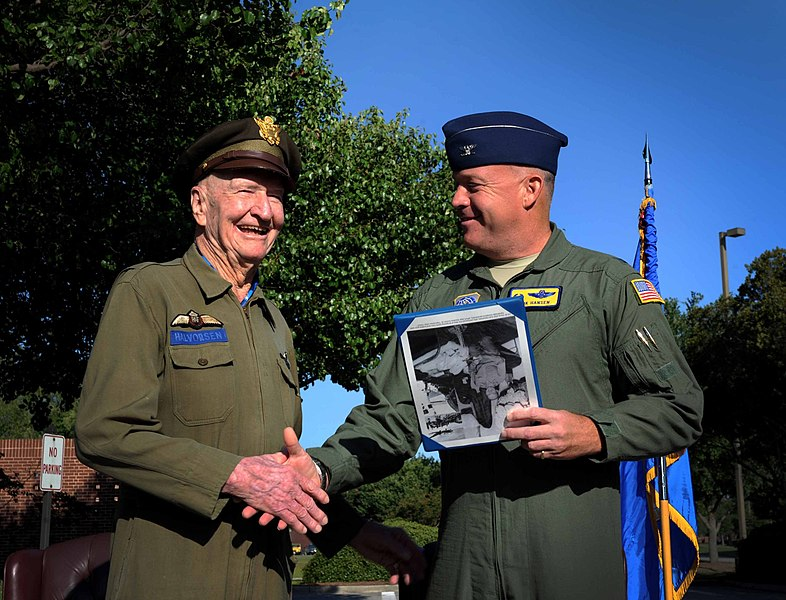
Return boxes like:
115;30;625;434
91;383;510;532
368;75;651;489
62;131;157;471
529;296;590;350
169;344;235;425
613;320;691;394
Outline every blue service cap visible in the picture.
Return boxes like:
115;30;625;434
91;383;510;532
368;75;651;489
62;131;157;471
442;111;568;174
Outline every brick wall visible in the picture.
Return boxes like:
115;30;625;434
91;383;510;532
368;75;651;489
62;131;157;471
0;438;118;571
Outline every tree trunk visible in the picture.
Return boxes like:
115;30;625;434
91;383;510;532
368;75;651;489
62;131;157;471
707;512;720;564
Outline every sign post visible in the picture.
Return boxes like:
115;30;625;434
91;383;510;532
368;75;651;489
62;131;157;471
40;434;65;549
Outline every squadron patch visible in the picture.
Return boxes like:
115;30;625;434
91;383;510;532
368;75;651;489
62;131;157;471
631;279;665;305
171;310;223;329
509;287;562;310
453;292;481;306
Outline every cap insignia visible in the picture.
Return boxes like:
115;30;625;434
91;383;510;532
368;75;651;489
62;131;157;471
459;144;476;157
254;115;281;146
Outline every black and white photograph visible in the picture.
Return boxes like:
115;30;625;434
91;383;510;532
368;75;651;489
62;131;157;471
395;298;540;450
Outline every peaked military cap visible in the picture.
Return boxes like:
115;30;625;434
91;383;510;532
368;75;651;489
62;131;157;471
442;111;568;175
173;116;301;200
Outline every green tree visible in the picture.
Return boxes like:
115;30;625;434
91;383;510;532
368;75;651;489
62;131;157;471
0;397;37;438
263;109;460;390
668;295;741;557
680;248;786;543
691;434;736;562
0;391;78;437
1;1;463;424
344;455;442;526
734;248;786;519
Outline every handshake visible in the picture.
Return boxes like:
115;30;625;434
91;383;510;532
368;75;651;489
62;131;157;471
221;427;426;586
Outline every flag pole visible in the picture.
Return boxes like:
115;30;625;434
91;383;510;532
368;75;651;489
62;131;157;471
642;138;674;600
658;456;674;600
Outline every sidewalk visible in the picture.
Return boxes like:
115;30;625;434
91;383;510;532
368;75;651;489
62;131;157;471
295;583;398;599
696;557;786;596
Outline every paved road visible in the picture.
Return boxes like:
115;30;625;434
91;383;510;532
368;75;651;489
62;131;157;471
294;581;786;600
687;583;786;599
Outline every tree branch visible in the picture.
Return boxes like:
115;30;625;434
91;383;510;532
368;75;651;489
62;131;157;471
8;36;116;74
8;61;59;73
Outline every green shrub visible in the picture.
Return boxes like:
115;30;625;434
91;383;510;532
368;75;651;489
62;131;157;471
300;518;438;584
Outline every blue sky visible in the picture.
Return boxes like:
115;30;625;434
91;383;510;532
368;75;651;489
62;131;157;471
297;0;785;449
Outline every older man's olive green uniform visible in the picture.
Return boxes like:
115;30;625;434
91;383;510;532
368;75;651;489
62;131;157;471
76;245;302;599
310;225;703;600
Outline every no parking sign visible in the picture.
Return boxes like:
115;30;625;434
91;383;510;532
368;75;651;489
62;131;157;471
40;434;65;491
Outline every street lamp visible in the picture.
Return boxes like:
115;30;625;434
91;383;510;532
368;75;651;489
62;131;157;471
719;227;746;298
718;226;747;540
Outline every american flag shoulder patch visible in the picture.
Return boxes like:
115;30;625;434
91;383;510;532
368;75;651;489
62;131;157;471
631;278;664;305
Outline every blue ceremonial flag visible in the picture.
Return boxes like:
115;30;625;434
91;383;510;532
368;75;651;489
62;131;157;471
621;170;700;600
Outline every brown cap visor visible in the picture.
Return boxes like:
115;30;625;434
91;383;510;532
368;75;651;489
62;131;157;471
193;150;294;191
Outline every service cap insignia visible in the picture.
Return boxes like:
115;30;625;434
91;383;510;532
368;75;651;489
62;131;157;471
254;115;281;146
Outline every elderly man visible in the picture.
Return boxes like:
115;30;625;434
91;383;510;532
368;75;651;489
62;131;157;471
287;111;704;599
76;116;422;599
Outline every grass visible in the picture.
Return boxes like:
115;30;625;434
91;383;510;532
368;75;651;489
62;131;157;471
698;543;737;560
292;554;314;583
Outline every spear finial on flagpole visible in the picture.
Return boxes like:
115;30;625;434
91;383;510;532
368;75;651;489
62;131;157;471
643;135;653;197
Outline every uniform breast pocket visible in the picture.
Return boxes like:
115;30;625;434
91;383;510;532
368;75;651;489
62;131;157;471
169;344;235;425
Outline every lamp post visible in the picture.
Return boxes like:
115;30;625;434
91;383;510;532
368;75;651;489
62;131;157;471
719;227;745;297
719;226;747;540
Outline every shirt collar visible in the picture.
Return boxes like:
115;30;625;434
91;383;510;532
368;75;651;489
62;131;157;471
183;244;261;304
466;223;572;281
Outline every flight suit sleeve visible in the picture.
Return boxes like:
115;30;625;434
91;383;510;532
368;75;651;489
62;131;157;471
308;495;367;557
308;302;424;493
75;275;241;518
584;275;704;461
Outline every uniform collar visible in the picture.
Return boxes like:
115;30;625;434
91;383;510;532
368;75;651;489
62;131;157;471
467;222;572;281
527;223;572;272
183;243;235;300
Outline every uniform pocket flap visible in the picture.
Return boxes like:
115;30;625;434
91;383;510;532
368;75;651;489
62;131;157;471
277;355;298;389
170;344;233;369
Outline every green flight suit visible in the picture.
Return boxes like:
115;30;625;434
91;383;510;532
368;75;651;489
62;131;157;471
310;225;703;600
76;244;303;599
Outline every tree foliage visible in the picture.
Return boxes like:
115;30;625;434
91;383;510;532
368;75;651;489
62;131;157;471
679;248;786;524
301;517;438;584
263;109;460;389
343;455;442;527
734;248;786;519
0;391;77;437
1;1;464;422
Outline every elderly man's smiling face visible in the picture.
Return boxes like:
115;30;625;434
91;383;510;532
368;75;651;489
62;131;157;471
192;170;286;268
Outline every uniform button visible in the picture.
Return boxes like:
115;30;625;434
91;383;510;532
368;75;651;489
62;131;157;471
198;358;208;366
